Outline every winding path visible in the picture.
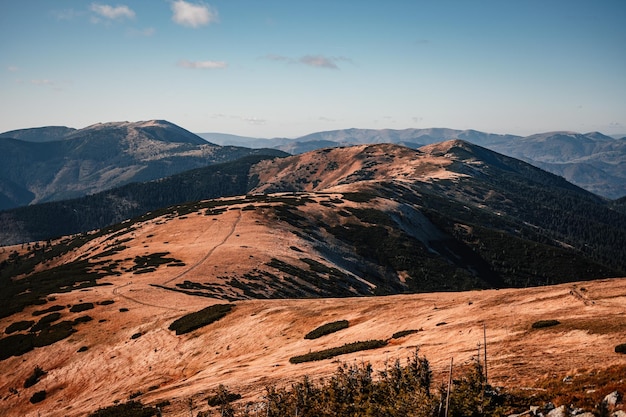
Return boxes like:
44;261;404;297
109;209;243;310
162;208;242;286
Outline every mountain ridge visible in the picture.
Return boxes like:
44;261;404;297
0;120;286;209
200;127;626;199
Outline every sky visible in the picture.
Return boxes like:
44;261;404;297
1;1;625;138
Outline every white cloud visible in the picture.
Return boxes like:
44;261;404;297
171;0;218;28
90;3;135;20
178;60;227;69
7;66;19;72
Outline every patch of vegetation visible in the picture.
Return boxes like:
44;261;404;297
345;207;395;226
168;304;235;335
24;365;46;388
0;255;114;320
391;329;420;339
207;385;242;406
289;340;387;364
131;332;142;339
119;308;129;312
5;320;34;334
341;192;376;202
32;304;65;316
33;320;76;347
88;400;158;417
29;390;46;404
77;346;89;352
73;315;93;324
129;391;143;399
70;302;94;313
266;258;371;297
130;252;184;274
615;343;626;354
531;319;561;329
268;349;440;416
304;320;349;340
0;333;34;360
30;312;62;332
98;300;115;305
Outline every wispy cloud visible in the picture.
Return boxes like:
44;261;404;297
7;66;19;73
263;54;351;70
30;79;55;86
52;8;84;21
178;60;227;69
90;3;135;20
171;0;218;28
300;55;342;69
243;117;266;126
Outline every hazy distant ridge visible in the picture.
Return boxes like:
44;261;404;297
199;128;626;199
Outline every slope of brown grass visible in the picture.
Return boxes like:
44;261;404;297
1;275;625;417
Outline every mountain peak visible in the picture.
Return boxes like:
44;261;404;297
75;119;209;145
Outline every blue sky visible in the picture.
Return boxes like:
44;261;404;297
1;1;625;138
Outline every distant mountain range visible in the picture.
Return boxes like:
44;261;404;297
0;120;285;210
200;128;626;199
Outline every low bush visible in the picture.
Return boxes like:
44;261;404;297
305;320;349;339
88;400;158;417
615;343;626;354
70;302;95;313
531;319;561;329
391;329;420;339
73;315;93;324
32;305;65;316
33;321;76;347
30;312;62;332
29;390;46;404
168;304;234;335
289;340;387;364
131;332;142;340
98;300;115;306
24;365;46;388
207;385;242;406
5;320;34;334
77;346;89;352
0;333;34;360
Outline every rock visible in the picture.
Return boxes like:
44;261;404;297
547;405;568;417
604;391;623;407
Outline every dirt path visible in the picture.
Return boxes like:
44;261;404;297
162;209;242;286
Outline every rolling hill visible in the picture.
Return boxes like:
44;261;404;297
1;140;626;416
0;120;286;210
